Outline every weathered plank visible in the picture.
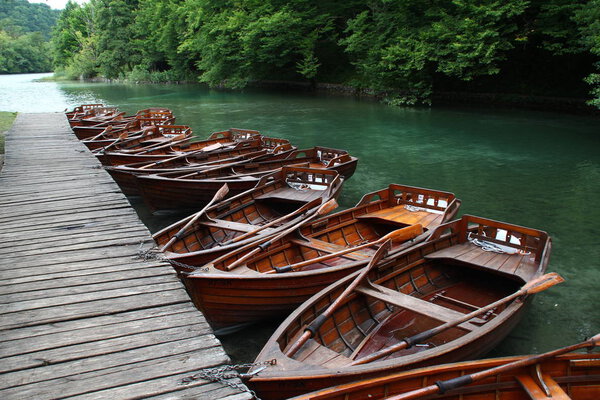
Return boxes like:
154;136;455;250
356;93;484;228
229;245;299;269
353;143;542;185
0;113;247;399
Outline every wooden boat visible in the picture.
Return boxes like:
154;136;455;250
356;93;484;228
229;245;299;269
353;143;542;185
67;106;123;127
245;215;552;399
95;128;270;166
68;107;172;130
153;166;348;271
135;146;357;212
287;351;600;400
65;103;104;120
83;125;192;151
72;111;175;140
104;142;295;196
180;184;460;334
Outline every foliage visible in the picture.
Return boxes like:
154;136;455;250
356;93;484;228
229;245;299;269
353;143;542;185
0;0;58;73
573;0;600;107
0;0;60;39
48;0;600;108
0;30;52;73
0;111;18;154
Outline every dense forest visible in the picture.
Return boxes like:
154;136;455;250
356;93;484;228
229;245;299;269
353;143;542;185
0;0;60;73
50;0;600;108
2;0;599;108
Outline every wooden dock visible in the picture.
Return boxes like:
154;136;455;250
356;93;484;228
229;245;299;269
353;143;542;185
0;113;252;399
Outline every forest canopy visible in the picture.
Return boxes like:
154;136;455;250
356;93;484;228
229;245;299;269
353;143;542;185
0;0;60;73
9;0;600;108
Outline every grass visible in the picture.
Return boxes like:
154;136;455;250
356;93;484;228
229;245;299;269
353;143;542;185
0;111;17;154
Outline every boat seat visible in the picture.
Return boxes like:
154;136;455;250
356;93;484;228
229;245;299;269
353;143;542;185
358;204;443;230
516;373;570;400
201;219;276;235
294;338;352;368
356;282;482;330
425;242;538;282
256;186;327;204
289;238;373;261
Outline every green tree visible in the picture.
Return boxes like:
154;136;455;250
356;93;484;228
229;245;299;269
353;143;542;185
341;1;528;104
95;0;141;78
51;0;100;78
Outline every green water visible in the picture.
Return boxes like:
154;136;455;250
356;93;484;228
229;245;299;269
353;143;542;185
3;74;599;360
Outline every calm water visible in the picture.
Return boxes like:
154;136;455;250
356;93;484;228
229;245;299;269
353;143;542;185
2;73;599;361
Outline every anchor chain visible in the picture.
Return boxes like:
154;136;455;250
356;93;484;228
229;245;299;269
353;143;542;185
180;359;277;399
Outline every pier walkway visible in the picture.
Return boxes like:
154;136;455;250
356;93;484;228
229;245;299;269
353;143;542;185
0;113;251;399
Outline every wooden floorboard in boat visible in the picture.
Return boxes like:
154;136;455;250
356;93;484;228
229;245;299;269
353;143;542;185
0;113;251;399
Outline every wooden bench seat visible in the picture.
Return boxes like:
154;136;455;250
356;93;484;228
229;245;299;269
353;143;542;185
358;204;443;229
289;238;373;261
201;219;276;235
256;186;328;204
516;373;570;400
296;338;351;368
356;282;481;330
425;242;539;282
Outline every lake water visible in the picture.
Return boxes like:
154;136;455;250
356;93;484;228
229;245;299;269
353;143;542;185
2;73;599;362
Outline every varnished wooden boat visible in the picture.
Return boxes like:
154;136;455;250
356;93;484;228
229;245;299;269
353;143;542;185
68;106;172;131
135;146;357;212
180;184;460;334
65;103;104;120
153;166;347;271
95;128;271;166
83;125;192;151
72;111;175;140
67;106;122;127
246;215;552;399
288;351;600;400
104;140;295;195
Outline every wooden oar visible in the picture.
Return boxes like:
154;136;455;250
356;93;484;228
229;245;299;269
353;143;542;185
137;148;212;170
223;199;339;272
222;198;323;245
285;239;393;358
93;132;128;153
351;272;565;366
159;184;230;252
387;332;599;400
266;224;423;274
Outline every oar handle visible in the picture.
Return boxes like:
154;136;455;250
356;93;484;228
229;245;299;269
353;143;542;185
159;184;229;252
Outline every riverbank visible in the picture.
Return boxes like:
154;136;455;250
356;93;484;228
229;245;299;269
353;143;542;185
53;73;600;115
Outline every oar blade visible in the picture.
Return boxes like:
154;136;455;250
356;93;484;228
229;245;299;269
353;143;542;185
317;198;338;215
214;183;230;202
522;272;565;295
383;224;423;243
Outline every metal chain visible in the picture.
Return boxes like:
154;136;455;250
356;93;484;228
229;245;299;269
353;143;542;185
180;359;277;399
136;244;209;272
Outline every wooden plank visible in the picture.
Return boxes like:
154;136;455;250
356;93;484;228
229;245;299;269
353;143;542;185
0;266;171;296
0;323;213;374
0;303;196;343
0;311;204;359
0;242;155;271
0;272;177;302
0;281;183;314
0;339;227;398
72;377;252;400
0;289;191;329
0;260;168;286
